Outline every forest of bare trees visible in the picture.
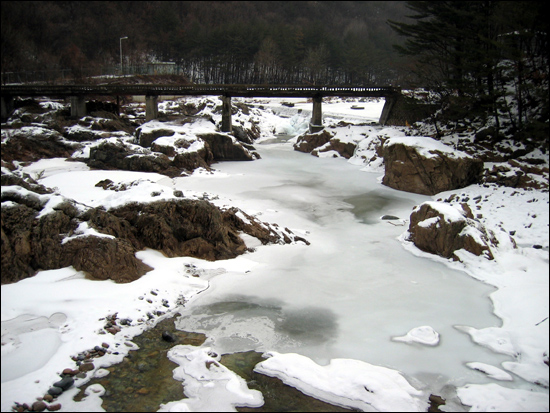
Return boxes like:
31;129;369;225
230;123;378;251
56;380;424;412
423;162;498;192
1;1;413;85
2;1;547;142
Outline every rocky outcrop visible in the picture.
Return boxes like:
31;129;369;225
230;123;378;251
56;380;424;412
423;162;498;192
87;141;184;177
0;185;152;284
407;201;500;260
137;127;175;148
198;132;256;161
1;175;306;284
313;139;357;159
1;127;78;164
294;130;334;154
294;129;358;159
382;137;483;195
232;124;261;145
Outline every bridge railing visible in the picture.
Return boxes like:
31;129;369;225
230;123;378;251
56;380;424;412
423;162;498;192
1;84;401;98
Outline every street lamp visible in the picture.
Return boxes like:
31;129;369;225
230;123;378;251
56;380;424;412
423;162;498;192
120;36;128;75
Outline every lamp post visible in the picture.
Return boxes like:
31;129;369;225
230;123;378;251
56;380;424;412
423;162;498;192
120;36;128;75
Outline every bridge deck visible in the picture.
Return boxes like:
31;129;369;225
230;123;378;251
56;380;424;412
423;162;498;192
1;84;400;98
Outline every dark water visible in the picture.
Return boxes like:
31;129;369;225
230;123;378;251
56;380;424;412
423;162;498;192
222;351;358;412
73;317;356;412
73;318;206;412
344;191;413;224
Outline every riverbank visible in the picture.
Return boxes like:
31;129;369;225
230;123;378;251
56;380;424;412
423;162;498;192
2;96;548;412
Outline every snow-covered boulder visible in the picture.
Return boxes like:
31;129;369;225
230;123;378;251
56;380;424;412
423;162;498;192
382;136;483;195
294;129;334;154
392;325;440;346
407;201;499;260
294;129;357;159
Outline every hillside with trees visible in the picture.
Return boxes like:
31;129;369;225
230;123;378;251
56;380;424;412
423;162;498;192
1;1;412;85
389;1;548;147
2;1;547;143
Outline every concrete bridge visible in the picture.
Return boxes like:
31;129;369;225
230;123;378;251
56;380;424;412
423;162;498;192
1;84;402;132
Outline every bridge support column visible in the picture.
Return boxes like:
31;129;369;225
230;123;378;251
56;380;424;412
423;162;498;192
221;96;232;133
379;96;398;126
1;95;14;120
70;96;87;118
146;95;158;121
309;95;323;133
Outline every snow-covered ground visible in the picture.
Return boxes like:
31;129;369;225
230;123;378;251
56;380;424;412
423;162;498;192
1;96;548;412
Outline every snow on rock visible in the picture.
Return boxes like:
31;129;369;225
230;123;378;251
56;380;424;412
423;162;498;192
406;201;499;260
384;136;472;159
392;325;440;346
254;351;428;412
382;136;483;195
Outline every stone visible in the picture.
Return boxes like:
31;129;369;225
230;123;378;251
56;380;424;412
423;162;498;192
197;132;256;161
312;138;357;159
429;394;446;412
407;201;499;260
47;386;63;397
46;403;62;411
53;376;74;390
136;127;175;148
162;331;176;342
78;362;95;372
294;130;333;154
31;401;47;412
382;138;483;195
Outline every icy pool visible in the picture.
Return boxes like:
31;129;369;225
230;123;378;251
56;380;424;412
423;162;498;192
172;138;509;398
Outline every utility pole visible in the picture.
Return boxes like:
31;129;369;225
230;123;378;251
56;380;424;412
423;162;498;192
120;36;128;75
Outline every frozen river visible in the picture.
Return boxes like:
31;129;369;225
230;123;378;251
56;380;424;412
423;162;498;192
170;136;510;399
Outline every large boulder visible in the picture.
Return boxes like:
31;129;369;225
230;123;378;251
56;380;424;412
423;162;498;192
136;127;175;148
294;129;358;159
382;137;483;195
407;201;499;260
1;175;307;284
197;132;256;161
1;126;78;164
294;130;333;154
87;141;183;177
312;138;357;159
1;184;151;284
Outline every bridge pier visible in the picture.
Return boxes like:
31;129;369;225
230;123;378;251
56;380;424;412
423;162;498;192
1;95;14;120
379;96;398;126
146;95;158;121
309;95;324;133
221;96;232;133
70;96;87;118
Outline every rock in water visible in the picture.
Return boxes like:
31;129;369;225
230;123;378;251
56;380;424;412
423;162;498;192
162;331;176;342
392;326;440;346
